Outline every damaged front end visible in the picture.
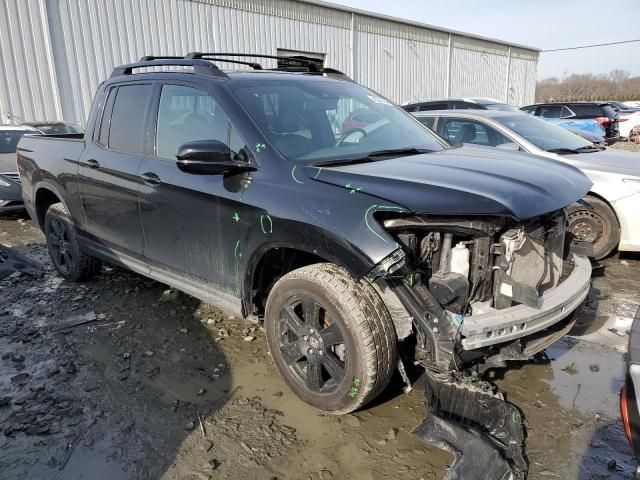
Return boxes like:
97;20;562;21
367;209;592;479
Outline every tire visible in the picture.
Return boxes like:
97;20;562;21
567;196;620;260
44;202;102;282
264;263;397;414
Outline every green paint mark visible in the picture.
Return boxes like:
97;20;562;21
364;205;406;243
406;272;416;286
291;166;304;184
312;167;322;179
255;143;265;152
232;212;240;222
345;182;363;194
512;411;520;424
348;377;362;398
260;214;273;234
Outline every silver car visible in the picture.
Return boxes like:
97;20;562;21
413;109;640;259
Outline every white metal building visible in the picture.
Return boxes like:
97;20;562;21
0;0;539;125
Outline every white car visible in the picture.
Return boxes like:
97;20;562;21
620;111;640;139
413;109;640;259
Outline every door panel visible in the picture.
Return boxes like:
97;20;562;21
79;83;153;258
139;83;250;294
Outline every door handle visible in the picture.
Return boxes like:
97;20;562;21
140;172;161;187
85;159;100;169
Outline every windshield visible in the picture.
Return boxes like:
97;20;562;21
231;79;444;162
0;130;26;154
494;114;594;152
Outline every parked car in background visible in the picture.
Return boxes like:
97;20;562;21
23;121;84;135
413;109;640;259
0;125;37;212
521;102;620;144
608;101;640;114
564;126;607;147
402;97;521;113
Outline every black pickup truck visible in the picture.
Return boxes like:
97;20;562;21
17;53;593;420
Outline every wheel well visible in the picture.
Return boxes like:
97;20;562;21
250;247;327;316
585;191;620;225
35;188;61;230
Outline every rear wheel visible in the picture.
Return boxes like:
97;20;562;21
264;263;396;414
567;196;619;260
44;203;102;282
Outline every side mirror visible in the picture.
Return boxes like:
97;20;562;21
176;140;255;175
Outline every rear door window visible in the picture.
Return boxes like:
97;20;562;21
538;105;563;118
108;84;153;154
417;117;436;129
97;88;117;147
441;118;510;146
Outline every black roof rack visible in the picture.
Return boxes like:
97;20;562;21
138;55;184;61
110;58;227;78
186;52;320;71
111;53;351;80
185;52;352;79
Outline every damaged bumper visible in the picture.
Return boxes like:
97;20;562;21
461;254;591;350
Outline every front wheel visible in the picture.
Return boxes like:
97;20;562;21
567;196;620;260
264;263;397;414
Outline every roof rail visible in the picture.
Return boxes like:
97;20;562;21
186;52;352;80
110;58;227;78
186;52;315;71
138;55;184;61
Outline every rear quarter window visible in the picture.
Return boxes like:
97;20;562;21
107;84;153;154
569;104;602;116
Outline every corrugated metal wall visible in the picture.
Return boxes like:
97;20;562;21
0;0;61;122
0;0;538;125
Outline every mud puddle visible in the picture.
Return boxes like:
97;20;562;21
497;337;632;479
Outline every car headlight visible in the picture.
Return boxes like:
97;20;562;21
0;178;10;187
623;178;640;193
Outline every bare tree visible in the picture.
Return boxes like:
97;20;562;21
535;70;640;102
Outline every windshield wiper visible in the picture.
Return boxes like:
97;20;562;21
312;147;433;167
547;145;605;154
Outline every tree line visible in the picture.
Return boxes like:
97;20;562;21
536;70;640;102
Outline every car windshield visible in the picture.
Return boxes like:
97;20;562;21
0;130;26;154
494;114;594;152
231;79;445;162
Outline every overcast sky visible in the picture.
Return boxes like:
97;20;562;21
329;0;640;80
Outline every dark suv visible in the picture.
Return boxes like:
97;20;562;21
402;98;521;113
521;102;620;143
17;53;592;418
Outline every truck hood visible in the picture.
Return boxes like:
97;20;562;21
563;148;640;177
306;146;592;220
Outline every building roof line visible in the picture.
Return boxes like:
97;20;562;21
299;0;541;52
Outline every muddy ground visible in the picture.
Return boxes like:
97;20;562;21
1;210;639;480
